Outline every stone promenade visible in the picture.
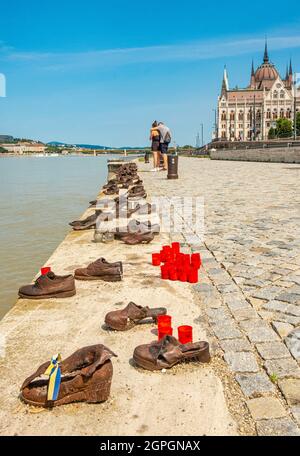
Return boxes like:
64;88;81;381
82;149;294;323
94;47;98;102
141;157;300;436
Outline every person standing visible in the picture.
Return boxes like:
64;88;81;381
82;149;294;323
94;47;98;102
151;121;171;171
149;120;161;171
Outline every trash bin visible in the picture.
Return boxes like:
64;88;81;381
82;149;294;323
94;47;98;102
167;154;178;179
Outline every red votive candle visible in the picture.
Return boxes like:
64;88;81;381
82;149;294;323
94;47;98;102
157;315;172;328
188;268;198;283
158;326;173;340
172;242;180;253
160;250;166;262
152;253;161;266
41;266;51;275
178;325;193;344
184;254;191;268
191;253;201;269
169;268;178;281
161;265;169;280
179;270;188;282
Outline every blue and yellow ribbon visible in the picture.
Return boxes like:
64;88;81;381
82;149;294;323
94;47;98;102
44;353;62;401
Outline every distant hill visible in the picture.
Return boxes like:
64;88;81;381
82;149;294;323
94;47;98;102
47;141;147;150
0;135;14;143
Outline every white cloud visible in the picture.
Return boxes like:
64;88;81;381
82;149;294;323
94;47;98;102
1;35;300;71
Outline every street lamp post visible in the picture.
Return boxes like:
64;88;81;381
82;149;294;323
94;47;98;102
253;94;256;141
294;72;297;141
200;123;204;146
212;109;218;140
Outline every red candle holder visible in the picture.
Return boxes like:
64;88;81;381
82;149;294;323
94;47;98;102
152;253;161;266
191;253;201;269
157;315;172;328
161;265;169;280
184;254;191;268
178;325;193;344
171;242;180;253
41;266;51;275
188;268;198;283
169;269;178;281
158;326;173;340
179;270;188;282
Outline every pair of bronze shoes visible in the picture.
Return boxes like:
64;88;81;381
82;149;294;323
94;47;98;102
74;257;123;282
69;212;100;230
105;302;211;371
18;258;123;299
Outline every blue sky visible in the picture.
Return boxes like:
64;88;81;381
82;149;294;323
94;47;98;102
1;0;300;146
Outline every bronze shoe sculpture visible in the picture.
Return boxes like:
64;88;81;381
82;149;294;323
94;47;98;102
133;335;211;371
18;271;76;300
20;344;116;407
69;212;99;230
74;257;123;281
105;302;167;331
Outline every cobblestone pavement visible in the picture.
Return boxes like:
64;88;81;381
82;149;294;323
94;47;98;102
141;158;300;436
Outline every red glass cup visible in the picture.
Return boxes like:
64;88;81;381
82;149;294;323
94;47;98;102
191;253;201;269
41;266;51;275
158;326;173;340
162;245;171;254
157;315;172;328
178;325;193;344
188;268;198;283
184;254;191;268
161;265;169;280
169;268;178;281
152;253;161;266
172;242;180;254
176;253;184;267
160;249;167;262
179;270;188;282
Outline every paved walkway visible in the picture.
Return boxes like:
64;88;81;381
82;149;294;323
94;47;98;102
0;162;238;436
141;158;300;436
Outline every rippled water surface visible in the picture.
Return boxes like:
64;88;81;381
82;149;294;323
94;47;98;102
0;155;119;319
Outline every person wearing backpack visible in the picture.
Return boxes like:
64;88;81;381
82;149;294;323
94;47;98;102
151;121;172;171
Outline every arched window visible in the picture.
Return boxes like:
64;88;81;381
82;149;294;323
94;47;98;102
280;90;285;99
238;111;244;121
280;109;285;118
266;109;271;119
256;110;261;119
273;91;278;99
286;109;291;119
221;111;226;121
273;110;278;119
230;111;235;121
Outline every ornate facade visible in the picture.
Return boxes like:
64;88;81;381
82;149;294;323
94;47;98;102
217;43;300;141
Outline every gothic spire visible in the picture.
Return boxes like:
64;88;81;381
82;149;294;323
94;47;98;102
251;60;255;76
221;65;229;93
285;64;289;80
289;58;293;75
263;38;269;63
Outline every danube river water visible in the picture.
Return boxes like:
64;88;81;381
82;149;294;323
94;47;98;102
0;155;120;319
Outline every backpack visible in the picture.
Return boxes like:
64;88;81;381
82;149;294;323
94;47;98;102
164;130;172;144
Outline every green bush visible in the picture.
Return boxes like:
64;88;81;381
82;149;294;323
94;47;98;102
276;118;293;138
268;127;276;139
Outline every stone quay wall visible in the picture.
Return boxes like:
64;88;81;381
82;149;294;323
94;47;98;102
210;147;300;163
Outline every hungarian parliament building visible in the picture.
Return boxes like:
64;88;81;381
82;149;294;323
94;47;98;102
217;43;299;141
